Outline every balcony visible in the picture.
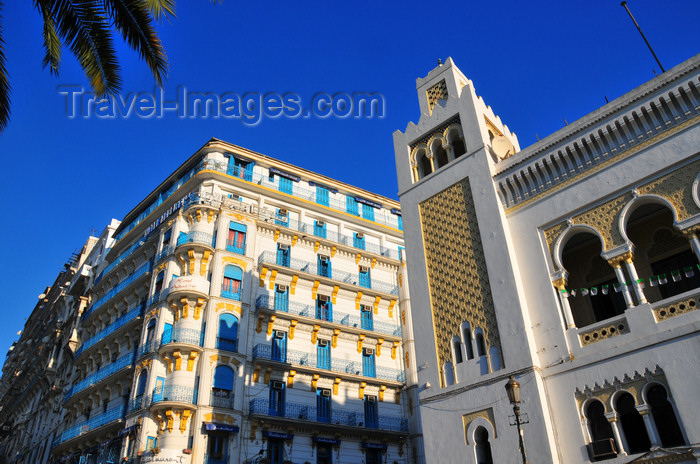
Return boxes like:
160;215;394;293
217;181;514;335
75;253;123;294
75;304;145;358
155;245;174;263
197;159;403;230
84;261;152;320
136;341;157;359
150;385;198;407
210;389;235;409
147;291;163;308
95;237;148;285
258;251;398;295
221;289;242;301
160;327;204;349
65;352;135;401
252;344;404;383
248;398;407;432
176;230;215;248
255;295;402;337
53;404;125;447
128;394;147;413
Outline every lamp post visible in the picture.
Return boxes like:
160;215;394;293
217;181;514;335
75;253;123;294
505;375;528;464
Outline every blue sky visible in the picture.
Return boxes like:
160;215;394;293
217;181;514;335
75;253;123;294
0;0;698;367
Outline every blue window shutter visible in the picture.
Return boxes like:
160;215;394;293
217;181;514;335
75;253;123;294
223;265;243;280
346;196;359;215
229;221;247;233
213;365;235;390
362;204;375;221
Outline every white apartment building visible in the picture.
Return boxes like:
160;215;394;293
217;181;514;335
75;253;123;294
47;138;422;464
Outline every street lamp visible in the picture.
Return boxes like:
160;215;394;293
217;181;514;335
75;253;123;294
505;375;528;464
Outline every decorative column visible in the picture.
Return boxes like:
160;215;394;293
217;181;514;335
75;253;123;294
637;405;661;448
427;154;436;173
683;227;700;262
605;412;628;456
606;256;635;309
445;143;455;162
411;163;419;183
552;277;575;328
621;252;647;304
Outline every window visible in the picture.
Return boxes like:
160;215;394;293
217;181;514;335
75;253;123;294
316;186;329;206
314;220;327;239
353;232;366;250
647;385;684;447
135;370;148;398
217;313;239;352
585;400;617;460
162;228;172;247
453;338;463;364
271;331;287;362
222;265;243;300
317;254;332;278
362;203;375;221
364;395;378;428
359;266;371;289
146;436;157;452
462;325;474;360
275;208;289;227
145;319;156;344
208;432;228;460
274;285;289;312
474;426;494;464
211;365;235;409
397;215;403;231
269;381;285;416
317;443;333;464
362;349;376;378
366;448;382;464
346;196;359;216
276;243;290;267
475;330;486;357
316;296;332;321
279;176;293;194
317;389;331;423
226;155;254;181
227;222;246;254
361;305;373;330
615;392;651;454
153;271;165;294
161;322;173;344
434;142;449;168
267;437;285;464
317;340;331;370
152;376;164;402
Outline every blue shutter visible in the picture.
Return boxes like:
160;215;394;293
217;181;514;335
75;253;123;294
213;365;235;390
361;307;374;331
353;233;366;250
275;209;289;227
223;265;243;280
317;389;331;423
346;197;359;215
397;215;403;231
362;204;375;221
363;352;376;378
314;220;327;238
316;187;329;206
229;221;247;233
161;323;173;344
317;342;330;370
244;162;254;181
269;382;285;416
217;314;239;351
274;285;289;312
271;332;287;362
279;177;293;194
364;396;378;428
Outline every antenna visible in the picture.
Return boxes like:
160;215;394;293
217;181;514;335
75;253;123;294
620;2;665;73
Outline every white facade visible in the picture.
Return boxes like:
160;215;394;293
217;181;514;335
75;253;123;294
45;139;422;464
393;55;700;463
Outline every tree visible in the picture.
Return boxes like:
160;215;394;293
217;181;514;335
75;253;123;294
0;0;181;132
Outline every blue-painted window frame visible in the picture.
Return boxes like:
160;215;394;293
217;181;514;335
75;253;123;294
353;233;366;250
346;197;359;216
362;203;375;221
316;186;330;206
271;331;287;362
314;220;327;239
362;351;376;378
274;285;289;312
317;388;332;423
317;254;332;278
361;305;374;331
316;297;332;321
364;395;379;428
317;341;331;370
276;244;290;267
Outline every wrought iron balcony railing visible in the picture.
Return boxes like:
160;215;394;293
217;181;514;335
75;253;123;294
75;304;145;358
137;341;158;359
177;230;215;247
147;291;163;308
160;327;204;348
216;336;238;352
128;394;147;413
258;251;398;295
155;245;174;263
210;389;235;409
65;352;135;401
226;239;246;255
53;404;125;447
221;289;242;301
248;398;407;432
255;295;402;337
252;344;404;382
151;385;198;406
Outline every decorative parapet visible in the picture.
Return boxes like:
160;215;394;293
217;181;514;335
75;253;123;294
578;316;629;346
653;294;698;322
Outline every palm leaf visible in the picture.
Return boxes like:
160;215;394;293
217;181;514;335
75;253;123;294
35;0;62;75
51;0;121;96
102;0;168;86
0;1;11;131
143;0;175;22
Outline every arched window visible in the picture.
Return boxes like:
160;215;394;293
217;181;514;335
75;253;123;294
145;319;156;344
227;222;247;254
222;265;242;300
453;338;463;364
135;370;148;398
211;365;235;409
462;324;474;360
418;150;432;178
615;392;651;454
154;271;165;294
475;330;486;357
433;141;449;168
217;314;239;352
474;426;494;464
561;232;625;327
647;385;684;447
585;400;615;445
450;131;467;158
626;204;700;302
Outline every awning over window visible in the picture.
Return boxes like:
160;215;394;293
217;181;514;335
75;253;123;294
229;221;247;233
204;422;239;433
223;265;243;280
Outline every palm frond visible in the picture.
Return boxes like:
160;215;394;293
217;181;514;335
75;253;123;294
102;0;168;86
143;0;175;22
0;1;11;131
34;0;62;75
51;0;121;96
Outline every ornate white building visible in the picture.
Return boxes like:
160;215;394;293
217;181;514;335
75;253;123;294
40;139;422;464
393;55;700;463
